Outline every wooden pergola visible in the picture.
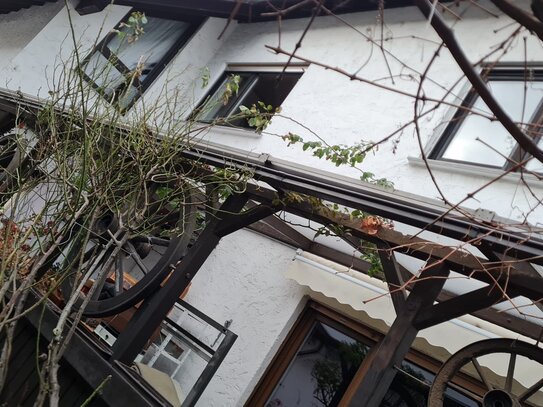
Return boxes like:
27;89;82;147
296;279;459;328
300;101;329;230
1;82;542;405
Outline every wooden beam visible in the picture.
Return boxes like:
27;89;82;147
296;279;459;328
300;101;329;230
248;208;543;340
247;213;373;273
376;242;406;313
247;185;543;302
343;262;449;407
414;285;508;330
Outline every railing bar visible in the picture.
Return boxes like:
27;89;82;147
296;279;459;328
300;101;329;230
181;331;238;407
164;317;216;356
176;299;226;332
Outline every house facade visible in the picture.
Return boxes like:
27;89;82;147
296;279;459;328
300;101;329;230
1;1;542;406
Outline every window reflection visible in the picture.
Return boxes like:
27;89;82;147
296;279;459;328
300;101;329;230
441;80;543;167
83;14;197;109
195;72;302;129
266;321;368;407
264;321;480;407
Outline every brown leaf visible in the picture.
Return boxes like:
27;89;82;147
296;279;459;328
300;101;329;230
360;216;382;235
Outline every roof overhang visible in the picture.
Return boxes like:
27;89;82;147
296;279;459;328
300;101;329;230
0;0;57;14
74;0;417;21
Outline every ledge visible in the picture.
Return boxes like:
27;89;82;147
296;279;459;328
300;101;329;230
407;156;543;189
192;122;263;140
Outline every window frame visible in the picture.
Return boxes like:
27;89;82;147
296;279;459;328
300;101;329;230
192;64;306;129
430;66;543;171
82;10;203;111
245;301;484;406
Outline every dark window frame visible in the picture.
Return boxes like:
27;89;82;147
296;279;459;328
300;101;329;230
430;67;543;171
192;67;305;129
245;301;484;406
82;10;203;112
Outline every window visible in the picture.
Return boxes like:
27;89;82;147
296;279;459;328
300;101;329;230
193;67;304;130
83;12;201;110
430;68;543;171
247;302;481;407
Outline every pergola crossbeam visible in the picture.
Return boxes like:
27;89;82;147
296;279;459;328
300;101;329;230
414;285;509;330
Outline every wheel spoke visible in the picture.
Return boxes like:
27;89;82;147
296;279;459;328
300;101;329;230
114;253;124;295
519;377;543;402
505;353;516;393
125;241;149;274
132;236;170;246
471;357;493;391
88;248;115;301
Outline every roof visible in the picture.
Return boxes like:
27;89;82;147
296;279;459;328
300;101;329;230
73;0;416;21
0;0;56;14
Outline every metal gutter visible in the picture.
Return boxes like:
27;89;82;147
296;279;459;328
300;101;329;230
0;88;542;263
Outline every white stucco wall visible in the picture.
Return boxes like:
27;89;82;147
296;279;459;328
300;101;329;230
178;1;543;226
0;1;64;73
182;229;306;406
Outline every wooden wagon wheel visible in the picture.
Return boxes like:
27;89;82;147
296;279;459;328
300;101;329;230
57;182;198;318
428;339;543;407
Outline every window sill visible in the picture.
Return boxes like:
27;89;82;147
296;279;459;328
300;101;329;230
407;156;543;189
192;122;263;139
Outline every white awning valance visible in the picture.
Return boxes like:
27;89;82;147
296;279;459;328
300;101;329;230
286;250;536;359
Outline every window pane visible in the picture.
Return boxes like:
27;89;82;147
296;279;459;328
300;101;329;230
524;138;543;173
107;17;190;82
84;52;124;99
195;71;302;128
197;73;255;123
226;73;301;128
385;360;480;407
442;80;543;167
266;321;368;407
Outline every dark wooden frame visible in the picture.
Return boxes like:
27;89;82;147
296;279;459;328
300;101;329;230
245;300;485;407
81;10;203;112
430;66;543;171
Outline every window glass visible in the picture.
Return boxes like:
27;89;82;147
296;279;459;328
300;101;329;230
441;80;543;167
385;360;480;407
195;71;302;129
84;14;199;109
198;73;255;122
84;52;124;98
266;321;368;407
106;17;190;81
524;138;543;172
253;306;482;407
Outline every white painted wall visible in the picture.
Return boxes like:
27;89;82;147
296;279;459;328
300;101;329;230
5;1;542;226
0;1;64;73
182;229;306;406
180;1;543;226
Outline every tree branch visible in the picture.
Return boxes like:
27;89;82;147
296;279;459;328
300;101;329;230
490;0;543;41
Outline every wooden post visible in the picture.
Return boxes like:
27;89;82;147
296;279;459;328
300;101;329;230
342;262;449;407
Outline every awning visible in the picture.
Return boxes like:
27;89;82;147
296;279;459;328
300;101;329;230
286;250;541;392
